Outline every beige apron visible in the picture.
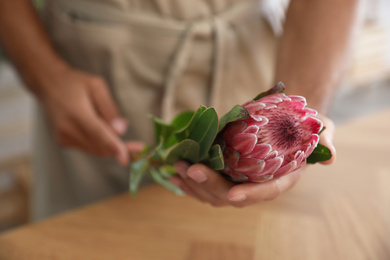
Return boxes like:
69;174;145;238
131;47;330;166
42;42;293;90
32;0;278;220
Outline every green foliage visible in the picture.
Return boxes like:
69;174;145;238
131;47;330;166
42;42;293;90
130;105;246;196
306;144;332;164
218;105;250;132
165;139;200;164
253;82;285;101
206;144;224;171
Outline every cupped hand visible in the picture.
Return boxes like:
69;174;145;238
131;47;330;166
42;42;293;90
38;67;130;165
171;114;336;208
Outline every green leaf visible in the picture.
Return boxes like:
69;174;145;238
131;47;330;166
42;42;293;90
165;139;200;164
151;115;175;146
175;106;207;141
306;144;332;164
159;165;177;178
218;105;250;132
164;111;195;148
149;168;184;196
253;82;285;101
171;110;194;131
129;159;149;196
188;107;219;160
318;126;326;135
207;144;224;170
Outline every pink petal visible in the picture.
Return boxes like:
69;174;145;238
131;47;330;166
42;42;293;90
223;146;240;169
222;121;247;145
227;170;249;182
248;174;274;183
290;101;305;110
249;115;269;126
261;156;284;175
264;150;278;160
303;108;318;116
259;96;283;104
273;160;297;178
231;133;257;155
294;150;305;164
243;125;259;135
273;93;291;101
264;103;277;110
304;134;320;156
289;95;307;105
247;144;272;159
244;101;266;112
302;117;323;135
235;158;265;175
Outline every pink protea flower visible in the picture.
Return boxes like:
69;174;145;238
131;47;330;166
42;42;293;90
219;93;322;182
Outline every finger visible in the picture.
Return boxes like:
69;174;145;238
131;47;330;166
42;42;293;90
89;77;128;135
318;116;336;165
174;162;229;206
126;141;146;161
173;161;190;179
170;175;206;203
75;112;128;165
181;164;234;206
227;168;303;207
57;131;100;155
126;141;145;153
55;121;108;156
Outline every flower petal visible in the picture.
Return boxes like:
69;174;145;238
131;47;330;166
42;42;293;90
226;170;249;182
259;96;283;104
243;125;259;135
248;174;274;182
249;115;269;125
302;117;323;135
244;101;266;112
235;158;265;175
231;133;257;155
247;144;272;159
273;160;297;178
261;156;284;175
222;121;247;145
223;146;240;169
264;103;277;110
294;150;305;164
303;108;318;116
289;95;307;105
304;134;320;156
264;150;278;160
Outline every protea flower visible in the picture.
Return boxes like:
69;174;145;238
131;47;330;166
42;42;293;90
219;93;323;182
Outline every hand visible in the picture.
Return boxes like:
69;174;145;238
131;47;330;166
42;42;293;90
171;114;336;208
316;114;336;165
38;67;130;165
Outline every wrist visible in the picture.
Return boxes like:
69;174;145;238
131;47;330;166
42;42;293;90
22;56;71;100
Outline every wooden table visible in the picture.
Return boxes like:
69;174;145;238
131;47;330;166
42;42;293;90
1;109;390;260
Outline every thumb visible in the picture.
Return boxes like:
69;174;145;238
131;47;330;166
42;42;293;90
89;77;128;135
126;141;146;162
317;115;336;165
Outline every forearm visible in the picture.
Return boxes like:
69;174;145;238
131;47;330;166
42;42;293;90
275;0;362;113
0;0;69;98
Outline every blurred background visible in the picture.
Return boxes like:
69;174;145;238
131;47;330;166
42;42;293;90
1;0;390;232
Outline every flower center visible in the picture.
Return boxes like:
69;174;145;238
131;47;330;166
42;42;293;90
261;112;303;154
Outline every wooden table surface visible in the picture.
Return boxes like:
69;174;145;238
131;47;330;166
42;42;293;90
1;109;390;260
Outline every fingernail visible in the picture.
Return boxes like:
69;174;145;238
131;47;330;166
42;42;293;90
229;193;247;202
187;169;207;183
112;118;127;135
